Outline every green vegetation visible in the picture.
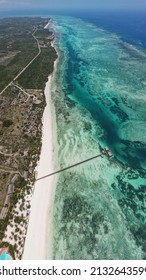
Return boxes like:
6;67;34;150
0;17;57;258
0;17;56;91
3;119;13;127
18;46;57;89
35;29;52;40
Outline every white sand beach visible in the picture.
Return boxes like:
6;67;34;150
23;76;57;260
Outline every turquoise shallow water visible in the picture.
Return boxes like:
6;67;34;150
50;15;146;259
54;16;146;168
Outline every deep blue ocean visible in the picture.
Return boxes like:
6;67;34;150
80;11;146;48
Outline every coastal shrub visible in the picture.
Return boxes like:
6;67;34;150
14;216;22;224
15;177;26;189
14;235;17;241
3;119;13;127
15;227;19;233
20;204;24;211
0;231;3;240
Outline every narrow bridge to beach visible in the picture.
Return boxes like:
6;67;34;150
36;148;112;181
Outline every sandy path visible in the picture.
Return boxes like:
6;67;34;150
22;76;57;259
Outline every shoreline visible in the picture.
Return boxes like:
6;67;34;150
22;75;57;260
